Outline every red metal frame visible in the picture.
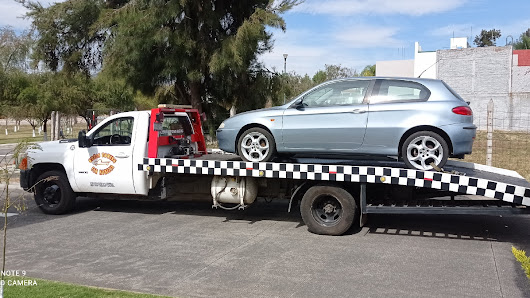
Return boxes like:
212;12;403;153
148;107;207;158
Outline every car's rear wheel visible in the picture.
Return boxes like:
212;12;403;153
402;131;449;170
300;185;358;236
237;127;276;162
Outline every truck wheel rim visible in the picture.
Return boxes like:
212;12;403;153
43;184;61;206
241;132;270;162
406;136;443;170
311;195;343;227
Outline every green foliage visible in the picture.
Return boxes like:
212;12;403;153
361;64;376;76
473;29;501;47
0;26;33;72
24;0;301;118
311;64;358;86
22;0;105;75
513;29;530;50
512;246;530;280
312;70;327;85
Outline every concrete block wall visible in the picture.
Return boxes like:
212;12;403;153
512;66;530;93
436;46;530;131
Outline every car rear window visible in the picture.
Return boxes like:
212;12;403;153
371;80;430;104
442;81;466;102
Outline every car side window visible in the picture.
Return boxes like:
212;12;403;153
303;80;371;107
370;80;430;104
92;117;134;146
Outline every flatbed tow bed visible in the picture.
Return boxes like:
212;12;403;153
140;155;529;234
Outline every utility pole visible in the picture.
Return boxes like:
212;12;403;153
283;54;288;104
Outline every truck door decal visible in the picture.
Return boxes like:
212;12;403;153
88;152;117;175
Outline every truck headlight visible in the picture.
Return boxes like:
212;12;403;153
218;122;225;129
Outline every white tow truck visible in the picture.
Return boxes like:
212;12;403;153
20;105;530;235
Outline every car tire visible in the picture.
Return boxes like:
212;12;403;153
34;171;76;215
237;127;276;162
300;185;358;236
401;131;449;170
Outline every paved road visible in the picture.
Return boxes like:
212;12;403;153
2;187;529;298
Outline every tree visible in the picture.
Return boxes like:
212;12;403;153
22;0;105;76
513;28;530;50
473;29;501;47
17;73;60;140
312;64;357;84
0;27;33;132
0;26;33;72
361;64;376;76
24;0;301;116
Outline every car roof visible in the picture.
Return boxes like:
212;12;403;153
326;76;440;83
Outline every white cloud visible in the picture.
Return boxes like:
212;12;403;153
430;24;473;37
293;0;465;16
0;1;31;29
260;26;399;76
429;19;530;45
0;0;60;30
335;25;404;48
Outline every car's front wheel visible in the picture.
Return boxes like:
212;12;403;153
34;171;76;214
237;127;276;162
402;131;449;171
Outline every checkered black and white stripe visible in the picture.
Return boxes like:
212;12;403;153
139;158;530;207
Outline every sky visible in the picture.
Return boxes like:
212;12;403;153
1;0;530;76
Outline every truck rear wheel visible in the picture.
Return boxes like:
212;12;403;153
300;185;358;236
34;171;76;215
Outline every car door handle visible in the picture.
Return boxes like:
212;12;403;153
351;109;366;114
115;153;129;158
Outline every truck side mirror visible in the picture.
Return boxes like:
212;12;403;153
78;130;90;148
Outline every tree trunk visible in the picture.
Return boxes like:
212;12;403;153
189;81;202;114
51;112;55;141
230;105;237;117
42;119;48;141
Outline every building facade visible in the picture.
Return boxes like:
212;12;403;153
376;39;530;130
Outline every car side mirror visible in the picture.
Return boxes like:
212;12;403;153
293;99;305;109
78;130;91;148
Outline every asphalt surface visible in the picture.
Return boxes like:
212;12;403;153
1;186;529;298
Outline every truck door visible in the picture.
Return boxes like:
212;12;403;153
73;116;137;194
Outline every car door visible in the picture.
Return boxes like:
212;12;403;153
73;116;137;194
282;79;373;152
362;79;431;155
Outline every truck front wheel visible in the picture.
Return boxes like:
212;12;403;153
300;185;358;236
34;171;76;215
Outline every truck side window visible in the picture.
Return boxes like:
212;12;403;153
92;117;134;145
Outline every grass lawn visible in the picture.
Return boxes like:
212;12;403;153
3;276;171;298
0;123;87;145
460;130;530;181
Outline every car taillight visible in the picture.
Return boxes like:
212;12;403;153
452;106;472;116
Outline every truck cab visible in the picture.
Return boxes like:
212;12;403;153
19;105;206;214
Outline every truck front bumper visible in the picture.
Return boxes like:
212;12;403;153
19;169;31;191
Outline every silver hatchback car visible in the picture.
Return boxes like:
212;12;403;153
216;77;476;170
